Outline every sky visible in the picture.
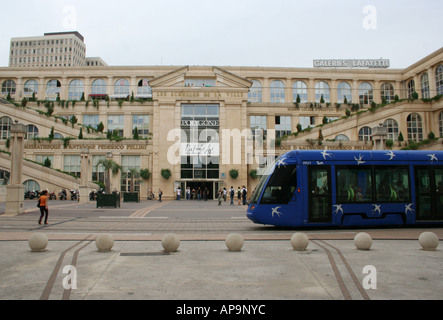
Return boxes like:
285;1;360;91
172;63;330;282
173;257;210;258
1;0;442;68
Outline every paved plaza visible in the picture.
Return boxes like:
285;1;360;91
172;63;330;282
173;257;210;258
0;198;442;305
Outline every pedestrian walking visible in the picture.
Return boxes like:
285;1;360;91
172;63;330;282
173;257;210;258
158;188;163;202
229;186;234;205
237;186;241;205
37;190;49;225
217;189;223;206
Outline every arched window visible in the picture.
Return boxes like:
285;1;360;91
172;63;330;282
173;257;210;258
421;73;430;99
270;80;285;103
436;65;443;95
2;80;16;95
358;127;372;141
91;79;107;95
46;79;61;96
337;82;352;104
54;132;64;139
315;81;330;103
24;80;38;96
384;118;399;141
439;112;443;138
359;82;373;105
114;79;129;96
0;169;9;185
381;83;394;103
26;125;39;139
248;80;262;103
292;81;307;103
407;80;415;99
0;116;12;140
68;79;84;100
137;79;152;98
334;134;349;141
407;113;423;141
23;180;40;192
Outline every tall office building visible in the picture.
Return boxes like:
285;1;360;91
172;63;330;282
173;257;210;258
8;31;106;68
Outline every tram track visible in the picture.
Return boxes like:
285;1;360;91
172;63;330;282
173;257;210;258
311;238;370;300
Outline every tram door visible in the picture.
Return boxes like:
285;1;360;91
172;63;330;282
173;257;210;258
308;166;332;223
415;166;443;221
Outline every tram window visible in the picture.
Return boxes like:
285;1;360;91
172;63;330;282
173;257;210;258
336;166;372;203
374;166;410;202
260;165;297;204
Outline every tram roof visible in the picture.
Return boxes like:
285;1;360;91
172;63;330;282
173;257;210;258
282;149;443;163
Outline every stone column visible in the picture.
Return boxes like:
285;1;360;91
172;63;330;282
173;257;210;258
5;123;26;215
78;149;90;203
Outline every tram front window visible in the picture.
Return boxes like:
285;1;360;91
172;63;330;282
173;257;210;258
259;165;297;204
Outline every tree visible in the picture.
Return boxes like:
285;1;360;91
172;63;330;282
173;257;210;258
96;159;122;194
44;157;51;168
398;131;404;146
97;121;104;133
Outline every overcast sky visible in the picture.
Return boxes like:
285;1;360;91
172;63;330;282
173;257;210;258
1;0;442;68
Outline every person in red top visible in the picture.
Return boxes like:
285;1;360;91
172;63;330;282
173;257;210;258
38;190;49;225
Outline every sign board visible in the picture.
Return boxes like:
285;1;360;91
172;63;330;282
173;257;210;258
313;59;390;69
180;143;219;156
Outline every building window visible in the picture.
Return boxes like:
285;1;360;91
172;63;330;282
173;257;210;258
250;115;267;140
359;82;373;105
248;80;262;103
36;155;54;167
136;79;152;98
358;127;372;141
26;125;39;139
132;115;150;138
68;79;84;100
114;79;129;96
121;155;141;192
46;79;61;97
91;79;107;95
299;116;315;130
63;155;81;178
421;73;430;99
315;81;330;103
83;115;100;129
384;118;399;141
337;82;352;104
292;81;308;103
107;115;124;137
24;180;40;192
407;80;415;99
270;80;285;103
334;134;349;141
2;80;16;95
436;65;443;95
275;116;291;138
92;155;106;184
0;116;12;140
381;83;394;103
24;80;38;96
407;113;423;142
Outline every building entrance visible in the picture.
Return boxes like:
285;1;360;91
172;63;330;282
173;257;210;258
182;181;218;200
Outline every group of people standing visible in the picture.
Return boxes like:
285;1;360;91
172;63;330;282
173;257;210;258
217;186;248;206
179;186;211;201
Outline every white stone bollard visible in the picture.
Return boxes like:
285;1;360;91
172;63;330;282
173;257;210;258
162;233;180;253
418;232;439;251
354;232;373;250
28;233;48;252
95;233;114;252
290;233;309;251
225;233;244;252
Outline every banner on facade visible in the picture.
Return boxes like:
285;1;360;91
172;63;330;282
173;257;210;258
180;143;220;156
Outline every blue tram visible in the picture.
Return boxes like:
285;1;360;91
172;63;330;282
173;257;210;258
247;150;443;227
